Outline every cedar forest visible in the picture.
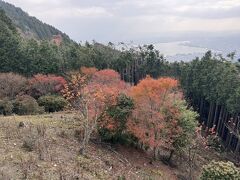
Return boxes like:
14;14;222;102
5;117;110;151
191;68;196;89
0;2;240;179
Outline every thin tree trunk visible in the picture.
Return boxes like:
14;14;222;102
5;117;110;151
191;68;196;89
134;58;138;85
216;106;224;133
127;65;131;83
226;114;235;150
131;63;134;85
227;133;233;149
225;132;230;148
221;112;229;138
235;116;240;155
220;108;227;134
212;104;219;127
235;140;240;155
199;97;204;117
207;102;214;128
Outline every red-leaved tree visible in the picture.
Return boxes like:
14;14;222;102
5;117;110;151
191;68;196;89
28;74;67;98
62;68;129;154
127;76;181;158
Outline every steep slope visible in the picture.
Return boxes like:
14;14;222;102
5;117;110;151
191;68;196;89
0;113;178;179
0;0;71;42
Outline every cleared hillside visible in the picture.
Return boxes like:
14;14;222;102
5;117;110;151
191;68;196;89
0;113;177;179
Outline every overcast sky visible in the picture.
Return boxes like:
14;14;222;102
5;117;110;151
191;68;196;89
4;0;240;42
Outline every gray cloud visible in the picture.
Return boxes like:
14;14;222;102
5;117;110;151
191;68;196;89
4;0;240;42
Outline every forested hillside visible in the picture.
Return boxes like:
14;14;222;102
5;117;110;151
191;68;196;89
0;10;169;78
180;52;240;154
0;0;70;41
0;9;22;73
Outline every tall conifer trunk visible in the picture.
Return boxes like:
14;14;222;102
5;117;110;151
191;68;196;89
207;102;214;128
199;97;204;117
216;106;224;133
213;104;219;127
221;112;229;138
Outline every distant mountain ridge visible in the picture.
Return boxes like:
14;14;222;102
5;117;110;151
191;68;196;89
0;0;71;42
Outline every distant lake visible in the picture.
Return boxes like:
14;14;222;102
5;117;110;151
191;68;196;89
154;41;208;56
153;39;240;62
115;38;240;62
153;41;210;62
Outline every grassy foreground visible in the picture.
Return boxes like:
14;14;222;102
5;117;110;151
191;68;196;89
0;113;178;180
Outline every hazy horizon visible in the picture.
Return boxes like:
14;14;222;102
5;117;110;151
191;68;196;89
3;0;240;43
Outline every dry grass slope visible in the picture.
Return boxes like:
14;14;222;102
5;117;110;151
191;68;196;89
0;113;177;180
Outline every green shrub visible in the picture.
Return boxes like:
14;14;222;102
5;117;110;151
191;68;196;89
173;100;198;153
13;95;44;115
0;99;13;115
200;161;240;180
98;94;135;144
38;95;67;112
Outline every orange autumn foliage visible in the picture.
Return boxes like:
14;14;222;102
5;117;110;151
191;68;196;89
62;68;129;153
63;69;187;155
63;68;129;111
127;76;182;151
86;69;130;120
